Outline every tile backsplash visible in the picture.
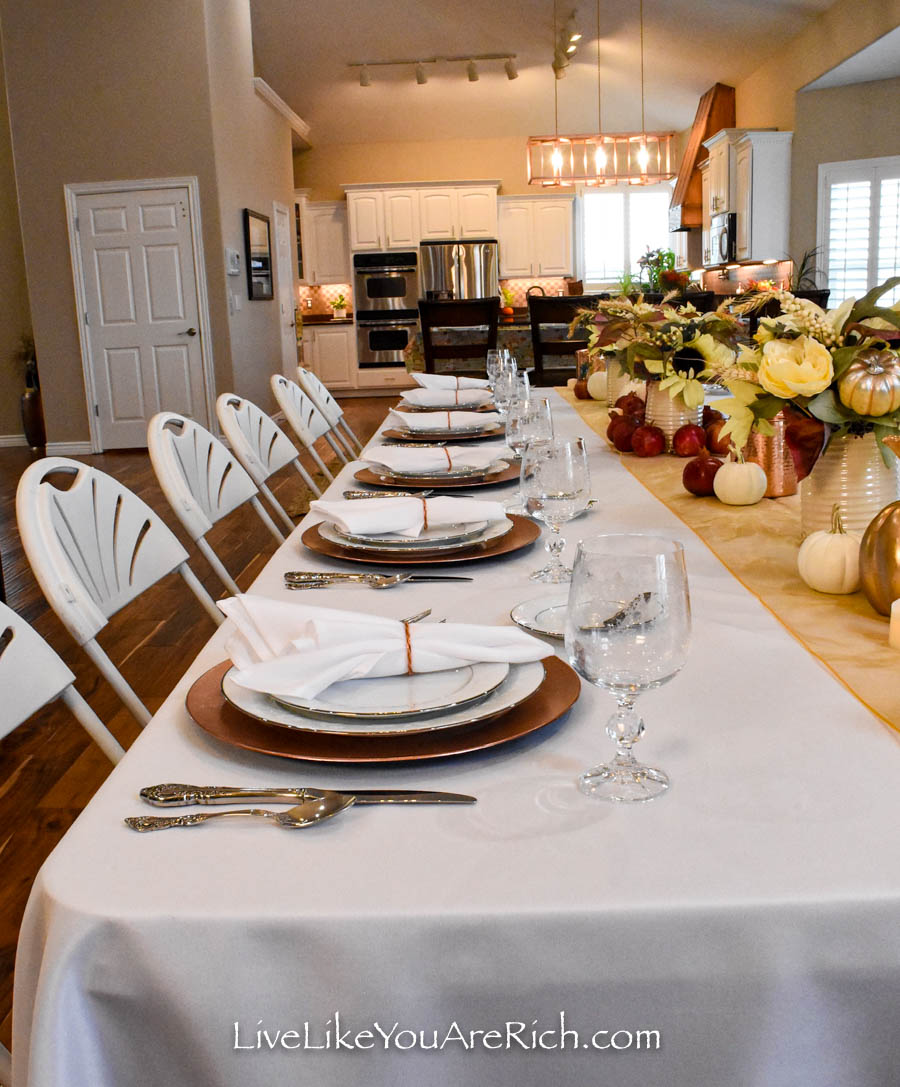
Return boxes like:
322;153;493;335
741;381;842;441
298;283;353;315
499;277;570;306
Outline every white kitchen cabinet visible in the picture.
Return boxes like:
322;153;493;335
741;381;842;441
706;136;730;215
734;132;792;262
347;191;384;251
302;202;350;283
418;188;460;239
699;160;711;266
383;190;419;249
302;324;356;390
457;187;499;238
498;196;574;278
345;183;499;249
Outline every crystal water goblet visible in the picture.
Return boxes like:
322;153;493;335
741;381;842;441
521;437;590;582
505;397;554;512
564;534;691;802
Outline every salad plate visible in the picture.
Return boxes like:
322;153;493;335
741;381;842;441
510;593;569;640
328;519;490;548
317;518;512;555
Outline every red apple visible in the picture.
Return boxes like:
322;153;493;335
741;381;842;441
683;454;724;496
672;423;707;457
706;418;732;455
631;424;666;457
610;414;643;453
615;393;646;419
703;405;725;427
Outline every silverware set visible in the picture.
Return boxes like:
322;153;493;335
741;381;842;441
284;571;474;590
125;783;476;832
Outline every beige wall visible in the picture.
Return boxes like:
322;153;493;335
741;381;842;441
205;0;296;413
295;137;531;200
0;42;32;438
790;76;900;261
735;0;900;131
0;0;232;446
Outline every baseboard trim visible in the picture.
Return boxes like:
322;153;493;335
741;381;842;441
0;434;28;447
46;441;94;456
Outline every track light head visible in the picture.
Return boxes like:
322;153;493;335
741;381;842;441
359;65;370;87
505;56;518;79
415;62;427;85
467;59;479;81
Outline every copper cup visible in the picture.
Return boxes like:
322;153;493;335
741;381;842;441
742;410;797;497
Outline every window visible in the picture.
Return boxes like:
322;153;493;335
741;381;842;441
818;156;900;305
582;183;673;287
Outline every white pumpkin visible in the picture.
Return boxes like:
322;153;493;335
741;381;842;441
712;460;767;506
797;505;861;594
587;370;608;401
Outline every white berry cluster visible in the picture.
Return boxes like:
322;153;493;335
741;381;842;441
776;291;842;347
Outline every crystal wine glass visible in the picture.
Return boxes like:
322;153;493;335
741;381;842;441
521;437;590;582
564;534;691;802
485;350;503;388
505;397;554;512
493;359;519;416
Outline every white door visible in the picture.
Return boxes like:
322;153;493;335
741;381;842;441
273;201;299;378
306;205;350;283
533;200;573;275
734;145;753;260
384;191;420;249
498;201;533;277
347;191;383;250
313;325;356;389
74;185;209;449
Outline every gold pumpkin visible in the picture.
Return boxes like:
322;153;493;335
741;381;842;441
838;350;900;417
859;500;900;614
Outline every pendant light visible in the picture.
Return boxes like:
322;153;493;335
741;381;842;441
636;0;649;175
593;0;606;176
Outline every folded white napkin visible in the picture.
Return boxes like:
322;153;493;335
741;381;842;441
218;595;548;699
388;409;502;432
413;373;490;390
365;443;506;474
400;387;493;408
310;495;507;537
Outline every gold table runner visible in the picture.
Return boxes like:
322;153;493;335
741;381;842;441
557;387;900;734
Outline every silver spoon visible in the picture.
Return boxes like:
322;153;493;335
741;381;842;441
124;792;355;832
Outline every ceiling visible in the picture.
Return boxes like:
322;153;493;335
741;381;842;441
803;25;900;89
249;0;837;147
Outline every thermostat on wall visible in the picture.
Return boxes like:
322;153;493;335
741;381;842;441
225;248;241;276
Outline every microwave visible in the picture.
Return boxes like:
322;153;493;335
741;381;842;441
711;212;736;265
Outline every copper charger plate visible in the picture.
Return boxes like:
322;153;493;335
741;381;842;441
354;463;519;489
301;514;539;566
186;657;579;762
381;425;505;442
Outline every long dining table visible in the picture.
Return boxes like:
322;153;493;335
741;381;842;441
12;392;900;1087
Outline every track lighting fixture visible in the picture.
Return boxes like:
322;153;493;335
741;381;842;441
349;54;516;85
415;62;427;85
467;59;479;81
359;65;370;87
505;56;518;80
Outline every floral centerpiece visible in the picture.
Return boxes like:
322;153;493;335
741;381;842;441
712;278;900;463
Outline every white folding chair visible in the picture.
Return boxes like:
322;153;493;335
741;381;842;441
16;457;222;727
147;412;285;596
0;601;124;764
270;375;340;483
215;393;322;534
297;366;363;455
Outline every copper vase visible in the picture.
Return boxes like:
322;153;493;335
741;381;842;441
742;411;797;498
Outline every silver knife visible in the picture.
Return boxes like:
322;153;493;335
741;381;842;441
140;784;476;806
342;489;433;499
283;571;473;583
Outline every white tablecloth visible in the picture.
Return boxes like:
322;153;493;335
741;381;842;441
12;394;900;1087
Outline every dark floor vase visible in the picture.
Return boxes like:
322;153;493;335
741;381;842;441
21;387;46;450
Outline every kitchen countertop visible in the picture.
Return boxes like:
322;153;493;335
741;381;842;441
301;314;354;326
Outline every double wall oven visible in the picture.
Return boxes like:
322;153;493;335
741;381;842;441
353;251;419;369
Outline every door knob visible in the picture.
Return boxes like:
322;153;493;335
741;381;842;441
180;327;197;337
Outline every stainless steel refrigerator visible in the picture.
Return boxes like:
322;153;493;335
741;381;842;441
419;239;499;301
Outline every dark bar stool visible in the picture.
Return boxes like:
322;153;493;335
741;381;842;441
528;294;603;387
418;298;500;378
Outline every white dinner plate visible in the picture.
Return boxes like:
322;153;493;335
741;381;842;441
318;517;513;555
221;660;547;736
328;519;489;548
395;424;493;437
510;593;570;640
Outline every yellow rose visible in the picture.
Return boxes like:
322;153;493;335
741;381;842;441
757;336;834;399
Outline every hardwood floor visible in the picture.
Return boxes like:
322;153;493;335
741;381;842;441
0;395;393;1055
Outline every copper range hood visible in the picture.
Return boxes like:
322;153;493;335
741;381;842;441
669;83;735;231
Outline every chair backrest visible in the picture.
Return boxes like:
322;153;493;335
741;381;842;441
418;298;500;375
147;412;260;542
270;375;332;446
0;601;78;739
297;367;343;428
215;394;299;488
528;294;600;383
16;457;190;646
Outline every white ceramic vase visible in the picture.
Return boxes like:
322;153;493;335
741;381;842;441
800;432;900;536
606;359;647;408
645;383;703;452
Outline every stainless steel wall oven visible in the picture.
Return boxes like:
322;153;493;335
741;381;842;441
354;251;420;369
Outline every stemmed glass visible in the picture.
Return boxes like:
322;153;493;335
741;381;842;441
520;437;590;582
564;535;691;802
493;359;519;416
505;397;554;512
485;350;503;388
